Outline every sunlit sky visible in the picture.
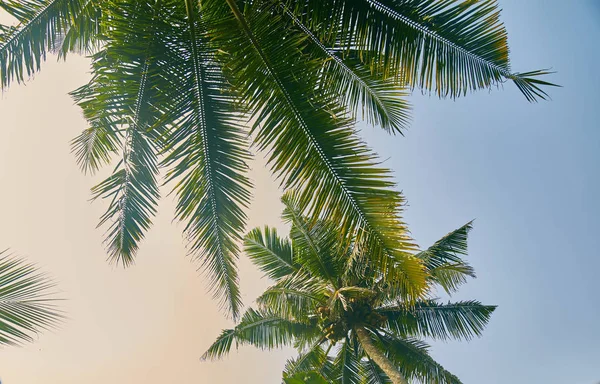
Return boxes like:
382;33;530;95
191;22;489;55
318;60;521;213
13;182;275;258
1;1;599;383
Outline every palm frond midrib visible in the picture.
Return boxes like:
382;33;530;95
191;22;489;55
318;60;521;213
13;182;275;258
363;0;511;74
0;0;64;51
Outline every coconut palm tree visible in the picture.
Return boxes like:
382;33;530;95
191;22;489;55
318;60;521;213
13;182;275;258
0;0;554;316
0;250;62;346
203;193;496;383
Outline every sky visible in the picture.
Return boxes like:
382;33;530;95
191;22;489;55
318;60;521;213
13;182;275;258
0;1;599;383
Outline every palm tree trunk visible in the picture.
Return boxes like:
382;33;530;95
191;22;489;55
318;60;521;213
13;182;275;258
354;326;409;384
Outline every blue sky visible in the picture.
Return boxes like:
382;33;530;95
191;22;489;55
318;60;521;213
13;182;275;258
362;1;600;382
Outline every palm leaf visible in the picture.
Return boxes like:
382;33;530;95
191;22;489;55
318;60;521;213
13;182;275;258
0;0;99;88
428;262;476;295
158;0;252;318
282;195;343;285
284;371;329;384
283;191;425;301
331;338;362;384
91;129;159;266
284;340;332;376
417;221;475;294
82;0;170;266
201;308;319;360
280;5;411;134
376;332;461;384
54;0;102;58
0;251;62;346
244;226;298;280
318;56;411;134
70;118;121;176
256;271;329;321
283;0;557;101
380;300;496;341
361;358;393;384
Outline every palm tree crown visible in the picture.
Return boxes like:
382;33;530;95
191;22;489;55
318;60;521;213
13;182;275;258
203;193;496;383
0;0;555;316
0;250;62;346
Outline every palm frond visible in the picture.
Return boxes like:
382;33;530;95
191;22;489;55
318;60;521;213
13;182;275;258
318;56;411;134
54;0;102;58
361;358;393;384
91;129;159;266
284;340;331;376
244;226;298;280
0;0;100;88
283;0;557;101
331;338;362;384
80;0;171;265
70;118;121;175
428;262;475;295
284;371;330;384
380;300;496;341
280;5;411;134
282;194;343;284
0;251;62;346
201;307;319;360
256;271;329;321
417;221;475;294
158;0;252;318
376;332;462;384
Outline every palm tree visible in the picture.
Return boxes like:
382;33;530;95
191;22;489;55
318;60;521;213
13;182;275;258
203;193;496;383
0;0;554;316
0;250;62;346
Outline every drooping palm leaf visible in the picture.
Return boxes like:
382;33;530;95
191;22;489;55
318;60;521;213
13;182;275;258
79;0;168;266
279;5;411;134
201;308;319;360
70;118;121;176
331;338;362;384
284;340;332;377
282;0;557;101
375;332;462;384
0;0;100;88
362;357;393;384
206;1;426;297
0;251;62;346
158;0;252;318
54;0;102;58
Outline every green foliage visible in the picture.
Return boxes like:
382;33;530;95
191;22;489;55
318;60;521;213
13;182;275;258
380;300;496;341
284;371;329;384
245;226;297;280
0;250;62;346
0;0;555;317
0;0;101;87
374;332;462;384
201;307;320;360
204;202;496;383
284;0;557;101
416;222;476;294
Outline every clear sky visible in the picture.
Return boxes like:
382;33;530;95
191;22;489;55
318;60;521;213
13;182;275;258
0;1;598;383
